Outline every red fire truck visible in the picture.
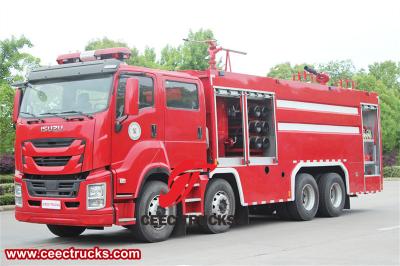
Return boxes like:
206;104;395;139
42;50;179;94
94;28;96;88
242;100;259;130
12;44;382;242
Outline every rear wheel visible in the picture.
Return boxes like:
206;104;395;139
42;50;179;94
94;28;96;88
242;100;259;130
131;181;176;242
200;179;236;233
287;173;319;221
317;173;345;217
47;225;86;237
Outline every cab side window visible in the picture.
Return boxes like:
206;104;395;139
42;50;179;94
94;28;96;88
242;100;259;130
116;76;154;118
165;80;199;110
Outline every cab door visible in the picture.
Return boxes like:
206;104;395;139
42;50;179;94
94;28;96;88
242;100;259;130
111;72;163;195
162;77;207;168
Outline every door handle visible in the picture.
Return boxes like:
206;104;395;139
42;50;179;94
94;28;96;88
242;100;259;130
197;127;202;140
151;124;157;138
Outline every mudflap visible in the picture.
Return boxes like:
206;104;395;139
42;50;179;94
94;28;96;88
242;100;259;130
234;205;249;226
344;195;351;210
172;203;187;237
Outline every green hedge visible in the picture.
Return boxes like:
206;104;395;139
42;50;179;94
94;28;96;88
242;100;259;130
383;166;400;178
0;183;14;195
0;194;14;205
0;174;14;184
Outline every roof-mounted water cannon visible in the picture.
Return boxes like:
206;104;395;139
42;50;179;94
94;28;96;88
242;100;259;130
182;39;246;72
303;65;330;85
56;47;131;65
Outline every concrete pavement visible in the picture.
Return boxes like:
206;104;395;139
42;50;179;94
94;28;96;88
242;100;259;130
1;181;399;265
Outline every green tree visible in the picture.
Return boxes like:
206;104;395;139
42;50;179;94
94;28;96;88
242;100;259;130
368;61;400;91
353;73;400;153
0;36;40;154
0;83;15;154
85;37;128;51
178;29;215;70
0;35;40;83
136;47;160;68
267;62;311;79
160;45;182;71
317;60;356;85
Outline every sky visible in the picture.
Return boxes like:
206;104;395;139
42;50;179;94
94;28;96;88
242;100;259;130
1;0;399;76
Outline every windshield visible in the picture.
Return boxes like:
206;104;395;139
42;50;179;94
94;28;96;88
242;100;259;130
20;75;113;117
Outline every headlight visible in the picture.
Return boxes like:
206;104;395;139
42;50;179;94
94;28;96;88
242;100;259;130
89;184;104;198
87;183;106;210
15;183;22;207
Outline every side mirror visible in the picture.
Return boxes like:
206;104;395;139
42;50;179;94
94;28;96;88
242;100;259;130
12;89;22;124
124;78;139;116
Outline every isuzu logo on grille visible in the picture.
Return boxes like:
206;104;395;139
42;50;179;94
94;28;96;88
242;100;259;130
41;125;64;132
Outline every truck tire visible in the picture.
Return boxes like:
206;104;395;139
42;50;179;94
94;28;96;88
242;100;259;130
317;173;345;217
200;179;236;234
131;181;176;242
287;173;319;221
47;225;86;237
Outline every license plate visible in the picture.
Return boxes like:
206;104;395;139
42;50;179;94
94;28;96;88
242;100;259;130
42;200;61;210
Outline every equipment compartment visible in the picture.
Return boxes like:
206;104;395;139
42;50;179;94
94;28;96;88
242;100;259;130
362;104;381;176
215;88;277;166
216;91;245;164
246;94;277;160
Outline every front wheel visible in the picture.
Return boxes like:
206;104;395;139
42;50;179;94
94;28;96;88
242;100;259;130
200;179;236;234
47;224;86;237
131;181;176;242
287;173;319;221
317;173;346;217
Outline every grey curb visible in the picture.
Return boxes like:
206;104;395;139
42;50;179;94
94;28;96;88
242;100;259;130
384;177;400;181
0;205;15;212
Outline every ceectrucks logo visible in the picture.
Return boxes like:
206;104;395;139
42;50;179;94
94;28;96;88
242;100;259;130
158;160;216;209
140;160;235;227
40;125;63;132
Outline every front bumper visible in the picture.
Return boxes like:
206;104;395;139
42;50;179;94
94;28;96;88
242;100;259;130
14;169;114;227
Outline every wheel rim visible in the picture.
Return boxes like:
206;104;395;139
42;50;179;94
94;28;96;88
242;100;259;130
147;195;169;230
212;191;230;216
301;184;316;211
330;183;343;208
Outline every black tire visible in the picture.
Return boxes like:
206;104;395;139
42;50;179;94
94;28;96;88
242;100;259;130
317;173;346;217
287;173;319;221
131;181;176;242
47;224;85;237
200;179;236;234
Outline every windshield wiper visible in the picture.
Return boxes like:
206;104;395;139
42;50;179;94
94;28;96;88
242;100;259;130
60;110;94;119
20;112;45;124
40;112;69;121
12;81;33;88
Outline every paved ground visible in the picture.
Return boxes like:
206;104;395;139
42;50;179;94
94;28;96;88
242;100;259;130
1;181;399;265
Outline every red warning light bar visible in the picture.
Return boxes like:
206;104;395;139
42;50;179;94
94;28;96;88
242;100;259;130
56;47;131;65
